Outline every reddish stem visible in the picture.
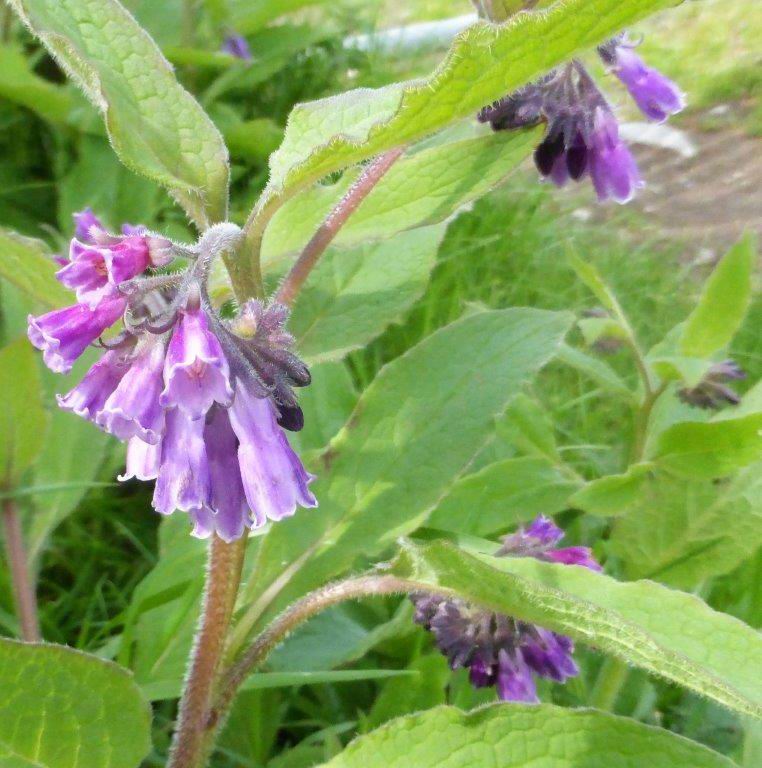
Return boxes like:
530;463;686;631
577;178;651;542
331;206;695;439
1;498;40;642
167;535;246;768
275;148;404;307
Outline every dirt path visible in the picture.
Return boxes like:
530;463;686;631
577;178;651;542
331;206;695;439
630;118;762;256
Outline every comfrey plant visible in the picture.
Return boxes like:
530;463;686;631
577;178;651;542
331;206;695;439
1;2;760;768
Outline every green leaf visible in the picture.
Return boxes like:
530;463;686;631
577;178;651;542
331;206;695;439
651;412;762;478
555;343;633;398
320;704;735;768
292;361;357;454
427;456;581;536
249;0;678;230
570;463;655;517
241;309;573;632
0;338;48;486
25;405;111;568
650;356;714;387
0;43;72;123
680;233;756;357
261;127;540;273
609;466;762;588
58;135;162;234
10;0;229;228
390;539;762;716
290;224;446;363
0;638;151;768
366;655;449;730
0;228;70;308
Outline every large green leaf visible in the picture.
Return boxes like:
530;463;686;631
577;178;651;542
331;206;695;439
248;0;677;231
680;233;756;358
319;704;735;768
10;0;229;228
0;228;70;308
650;412;762;478
609;466;762;588
290;224;446;363
261;126;539;273
238;309;573;637
427;456;581;536
0;638;151;768
389;539;762;716
0;338;48;486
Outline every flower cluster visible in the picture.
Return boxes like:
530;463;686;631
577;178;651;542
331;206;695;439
28;211;317;541
478;35;684;203
412;516;600;703
678;360;745;410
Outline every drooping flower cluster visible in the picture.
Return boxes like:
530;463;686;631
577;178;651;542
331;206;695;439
478;35;684;203
412;516;600;703
678;360;745;410
28;210;317;541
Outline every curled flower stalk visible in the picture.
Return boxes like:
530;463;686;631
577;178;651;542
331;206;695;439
411;516;601;702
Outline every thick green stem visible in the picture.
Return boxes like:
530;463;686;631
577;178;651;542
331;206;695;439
167;535;247;768
1;498;40;642
590;657;630;712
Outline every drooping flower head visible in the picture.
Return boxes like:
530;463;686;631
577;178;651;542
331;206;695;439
478;32;683;203
28;213;318;540
678;360;745;410
412;516;600;702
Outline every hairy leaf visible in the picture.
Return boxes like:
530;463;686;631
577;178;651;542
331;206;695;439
320;705;736;768
0;638;151;768
10;0;229;228
250;0;677;231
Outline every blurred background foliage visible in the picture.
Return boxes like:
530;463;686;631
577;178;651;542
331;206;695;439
0;0;759;766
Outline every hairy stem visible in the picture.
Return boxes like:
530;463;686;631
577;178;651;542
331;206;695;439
275;148;404;307
211;575;417;737
1;498;40;642
168;535;247;768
